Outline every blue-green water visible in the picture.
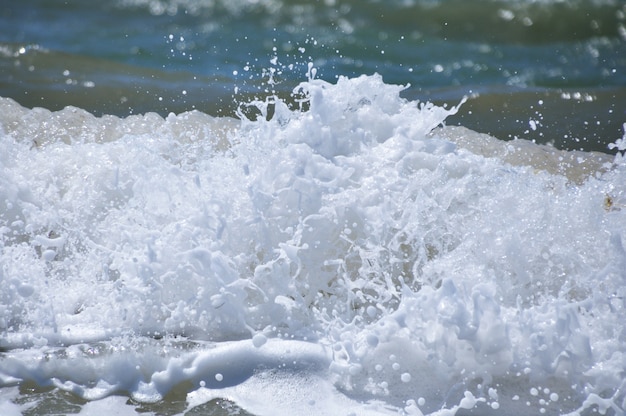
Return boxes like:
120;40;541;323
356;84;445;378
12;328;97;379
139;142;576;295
2;0;626;151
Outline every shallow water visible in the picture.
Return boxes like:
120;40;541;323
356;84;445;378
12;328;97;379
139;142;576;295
2;1;626;415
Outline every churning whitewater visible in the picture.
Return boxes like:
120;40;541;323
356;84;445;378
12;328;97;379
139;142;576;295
1;74;625;415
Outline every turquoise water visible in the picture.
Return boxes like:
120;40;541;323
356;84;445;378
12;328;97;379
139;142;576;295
1;0;626;150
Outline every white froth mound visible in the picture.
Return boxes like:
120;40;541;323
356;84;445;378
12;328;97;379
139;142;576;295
1;75;625;415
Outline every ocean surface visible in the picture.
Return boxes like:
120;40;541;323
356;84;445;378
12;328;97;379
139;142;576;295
1;0;626;415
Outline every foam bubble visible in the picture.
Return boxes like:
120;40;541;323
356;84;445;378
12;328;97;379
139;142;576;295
252;333;267;348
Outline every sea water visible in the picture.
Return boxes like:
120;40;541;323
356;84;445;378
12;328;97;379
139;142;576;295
2;0;626;151
2;1;626;415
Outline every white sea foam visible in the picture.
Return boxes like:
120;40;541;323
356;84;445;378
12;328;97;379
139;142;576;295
1;74;625;415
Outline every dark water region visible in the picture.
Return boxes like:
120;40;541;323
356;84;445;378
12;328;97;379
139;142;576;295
1;0;625;152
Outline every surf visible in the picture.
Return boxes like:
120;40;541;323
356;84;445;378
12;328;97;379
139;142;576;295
2;72;626;415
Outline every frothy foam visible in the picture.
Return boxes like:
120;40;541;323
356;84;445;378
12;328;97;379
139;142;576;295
1;74;625;415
